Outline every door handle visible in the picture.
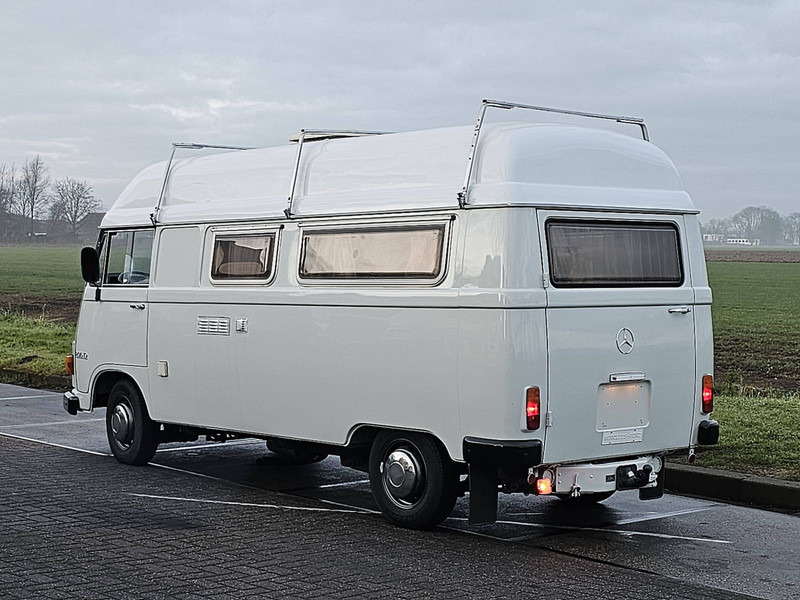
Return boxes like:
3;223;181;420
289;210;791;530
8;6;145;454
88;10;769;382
668;306;691;314
129;303;146;310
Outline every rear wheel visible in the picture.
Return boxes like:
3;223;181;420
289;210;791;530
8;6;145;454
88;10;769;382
106;380;159;465
368;431;458;530
556;491;616;506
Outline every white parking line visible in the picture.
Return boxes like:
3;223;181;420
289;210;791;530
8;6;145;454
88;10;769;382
614;506;718;526
0;431;110;457
444;517;730;545
127;492;372;515
317;479;370;489
147;461;380;514
0;394;62;401
0;418;104;429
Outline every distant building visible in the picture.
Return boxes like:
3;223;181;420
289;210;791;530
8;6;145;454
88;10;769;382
702;233;725;243
725;238;761;246
76;212;105;244
0;212;106;244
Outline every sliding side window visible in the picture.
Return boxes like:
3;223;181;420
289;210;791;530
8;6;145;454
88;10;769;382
300;225;446;281
211;233;275;281
546;220;683;287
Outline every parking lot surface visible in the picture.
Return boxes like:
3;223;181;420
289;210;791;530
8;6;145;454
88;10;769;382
2;383;799;599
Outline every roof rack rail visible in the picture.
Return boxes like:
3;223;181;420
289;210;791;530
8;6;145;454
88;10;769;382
285;129;390;218
151;142;255;225
457;99;649;208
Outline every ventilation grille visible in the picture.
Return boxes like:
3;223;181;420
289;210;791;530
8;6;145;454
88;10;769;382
197;316;230;336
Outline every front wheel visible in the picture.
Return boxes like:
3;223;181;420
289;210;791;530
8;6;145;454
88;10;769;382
106;380;159;465
368;431;458;530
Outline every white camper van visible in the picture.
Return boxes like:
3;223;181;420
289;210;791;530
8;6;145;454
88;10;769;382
64;100;718;529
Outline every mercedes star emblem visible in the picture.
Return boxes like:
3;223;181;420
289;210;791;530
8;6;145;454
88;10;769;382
616;328;635;354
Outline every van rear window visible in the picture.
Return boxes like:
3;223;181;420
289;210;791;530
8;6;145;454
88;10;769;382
546;220;683;287
300;226;445;280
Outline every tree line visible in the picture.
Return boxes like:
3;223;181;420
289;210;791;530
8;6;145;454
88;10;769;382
0;155;102;241
701;206;800;246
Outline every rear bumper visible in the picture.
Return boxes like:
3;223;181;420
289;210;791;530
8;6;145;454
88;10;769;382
546;455;663;495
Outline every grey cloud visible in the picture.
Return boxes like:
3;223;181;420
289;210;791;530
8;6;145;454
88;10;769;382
0;0;797;219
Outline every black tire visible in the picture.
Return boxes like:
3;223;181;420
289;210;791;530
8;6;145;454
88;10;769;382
368;431;458;530
556;490;616;506
106;380;159;466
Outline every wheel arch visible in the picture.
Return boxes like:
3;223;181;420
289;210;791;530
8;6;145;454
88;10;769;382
91;370;148;413
346;424;460;466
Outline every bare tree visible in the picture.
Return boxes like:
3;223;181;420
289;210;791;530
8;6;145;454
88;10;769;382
0;163;17;214
0;163;18;240
702;218;730;236
51;177;101;236
785;213;800;246
16;155;51;238
731;205;783;244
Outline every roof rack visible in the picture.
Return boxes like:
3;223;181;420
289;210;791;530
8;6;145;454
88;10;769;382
151;142;255;225
285;129;390;218
457;99;650;208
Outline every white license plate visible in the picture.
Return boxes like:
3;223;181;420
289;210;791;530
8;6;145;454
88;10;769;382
601;428;644;445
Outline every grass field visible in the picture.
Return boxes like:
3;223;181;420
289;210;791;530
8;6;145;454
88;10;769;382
686;392;800;481
0;245;798;480
708;262;800;392
0;246;83;323
0;310;74;380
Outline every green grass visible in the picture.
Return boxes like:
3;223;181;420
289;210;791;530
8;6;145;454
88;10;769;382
0;310;74;378
0;246;84;295
708;262;800;391
673;392;800;481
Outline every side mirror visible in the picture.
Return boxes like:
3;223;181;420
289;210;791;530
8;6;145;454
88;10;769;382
80;247;100;285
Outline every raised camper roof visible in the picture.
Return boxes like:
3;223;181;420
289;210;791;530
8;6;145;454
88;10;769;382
102;105;696;229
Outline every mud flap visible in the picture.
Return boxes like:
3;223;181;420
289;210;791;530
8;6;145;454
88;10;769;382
639;466;665;500
468;463;498;524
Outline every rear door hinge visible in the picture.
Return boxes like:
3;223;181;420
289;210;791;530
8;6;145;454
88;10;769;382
545;411;553;427
542;274;550;288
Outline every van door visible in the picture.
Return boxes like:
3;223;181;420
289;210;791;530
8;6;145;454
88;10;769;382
74;229;153;392
537;211;696;464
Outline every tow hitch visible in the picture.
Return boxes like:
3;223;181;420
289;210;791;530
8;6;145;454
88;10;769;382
616;463;652;490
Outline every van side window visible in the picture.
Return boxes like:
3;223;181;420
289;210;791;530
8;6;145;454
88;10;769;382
211;234;275;280
104;230;154;285
546;220;682;287
300;226;445;280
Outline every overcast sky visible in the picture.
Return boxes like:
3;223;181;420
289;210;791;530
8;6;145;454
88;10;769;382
1;1;798;221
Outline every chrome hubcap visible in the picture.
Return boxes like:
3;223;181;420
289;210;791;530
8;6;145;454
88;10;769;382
382;448;424;506
110;400;134;449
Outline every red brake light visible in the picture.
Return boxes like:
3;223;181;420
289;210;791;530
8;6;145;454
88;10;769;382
526;387;540;430
65;355;74;376
702;375;714;413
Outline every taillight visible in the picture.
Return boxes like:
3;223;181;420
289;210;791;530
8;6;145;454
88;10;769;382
65;355;74;376
526;387;540;430
536;478;552;495
702;374;714;413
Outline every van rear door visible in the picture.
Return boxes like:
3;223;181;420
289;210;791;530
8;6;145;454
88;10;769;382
537;211;696;464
